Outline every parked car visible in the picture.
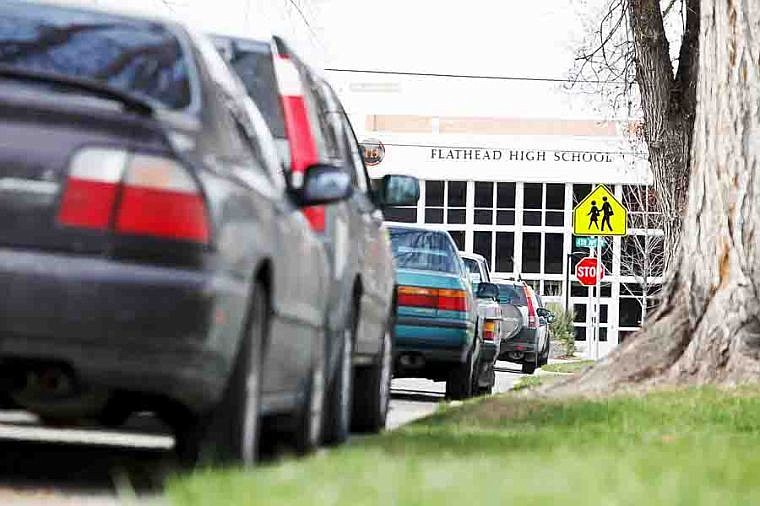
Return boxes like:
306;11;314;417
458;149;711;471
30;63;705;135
458;252;503;395
389;225;498;399
214;34;420;441
0;1;353;465
492;280;553;373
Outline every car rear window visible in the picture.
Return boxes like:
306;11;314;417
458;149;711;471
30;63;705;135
496;284;528;306
389;228;460;274
462;258;479;277
216;39;286;138
0;2;192;110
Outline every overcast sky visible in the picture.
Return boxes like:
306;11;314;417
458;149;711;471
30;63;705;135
54;0;633;120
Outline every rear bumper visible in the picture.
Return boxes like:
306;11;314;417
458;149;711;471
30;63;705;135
393;316;473;355
0;248;249;413
501;327;538;352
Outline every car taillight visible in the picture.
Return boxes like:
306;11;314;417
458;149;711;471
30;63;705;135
397;286;469;312
58;148;127;230
58;148;209;244
438;289;469;312
524;287;538;329
483;320;497;341
273;55;325;232
397;286;438;308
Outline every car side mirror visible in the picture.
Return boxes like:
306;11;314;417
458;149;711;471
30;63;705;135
536;307;550;318
297;164;353;207
546;313;556;324
476;282;499;301
377;174;420;207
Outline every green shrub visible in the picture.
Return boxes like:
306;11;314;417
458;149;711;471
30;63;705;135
547;303;575;357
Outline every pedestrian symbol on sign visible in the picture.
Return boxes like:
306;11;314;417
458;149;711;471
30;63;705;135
573;185;628;237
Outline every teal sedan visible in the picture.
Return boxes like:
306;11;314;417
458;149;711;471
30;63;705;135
388;225;498;399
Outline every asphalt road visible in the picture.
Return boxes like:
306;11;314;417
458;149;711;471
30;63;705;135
386;360;526;429
0;360;527;505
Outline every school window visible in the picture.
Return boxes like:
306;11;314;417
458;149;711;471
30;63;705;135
523;183;565;227
473;231;492;263
522;232;541;273
424;180;467;225
449;230;465;250
472;230;515;274
573;184;592;205
495;231;514;273
545;183;565;226
544;233;564;274
474;182;494;225
497;182;516;225
424;180;444;223
623;185;663;230
523;183;542;226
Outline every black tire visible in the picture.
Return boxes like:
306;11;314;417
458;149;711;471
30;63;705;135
174;281;265;467
478;385;494;396
322;305;355;445
539;338;550;366
475;359;496;396
291;329;326;455
446;345;476;400
352;324;392;433
521;361;537;375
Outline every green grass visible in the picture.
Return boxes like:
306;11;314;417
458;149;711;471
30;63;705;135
169;387;760;505
541;359;596;374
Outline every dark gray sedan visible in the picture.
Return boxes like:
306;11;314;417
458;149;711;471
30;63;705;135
0;1;351;466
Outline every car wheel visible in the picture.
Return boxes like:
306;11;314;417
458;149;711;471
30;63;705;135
322;304;355;445
446;344;476;400
476;359;496;396
521;360;537;375
174;281;265;467
478;385;494;396
292;329;326;454
539;338;550;366
352;320;392;433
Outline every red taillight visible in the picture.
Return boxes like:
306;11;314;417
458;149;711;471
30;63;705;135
397;286;469;312
397;286;438;308
273;55;325;232
115;154;209;243
57;148;209;244
524;286;538;329
483;320;497;341
58;148;126;230
438;289;469;312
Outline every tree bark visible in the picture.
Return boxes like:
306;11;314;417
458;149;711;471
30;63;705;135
553;0;760;394
629;0;698;270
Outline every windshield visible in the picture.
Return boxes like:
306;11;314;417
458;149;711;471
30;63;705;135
0;2;192;110
389;228;460;274
496;284;528;306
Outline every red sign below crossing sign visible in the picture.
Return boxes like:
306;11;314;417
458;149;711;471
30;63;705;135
575;257;605;286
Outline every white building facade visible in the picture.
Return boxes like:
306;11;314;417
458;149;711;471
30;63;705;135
358;114;660;357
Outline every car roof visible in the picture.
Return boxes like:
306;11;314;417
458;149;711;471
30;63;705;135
212;35;271;55
492;279;525;287
386;223;450;235
459;252;485;262
25;0;184;29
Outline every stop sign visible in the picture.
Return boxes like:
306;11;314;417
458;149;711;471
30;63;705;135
575;257;604;286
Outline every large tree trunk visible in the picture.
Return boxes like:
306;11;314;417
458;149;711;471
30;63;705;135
554;0;760;394
630;0;699;269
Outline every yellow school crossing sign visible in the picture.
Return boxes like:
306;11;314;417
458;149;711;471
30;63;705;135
573;185;628;236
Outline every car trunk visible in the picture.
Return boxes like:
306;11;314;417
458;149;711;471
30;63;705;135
0;92;173;255
395;268;469;319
